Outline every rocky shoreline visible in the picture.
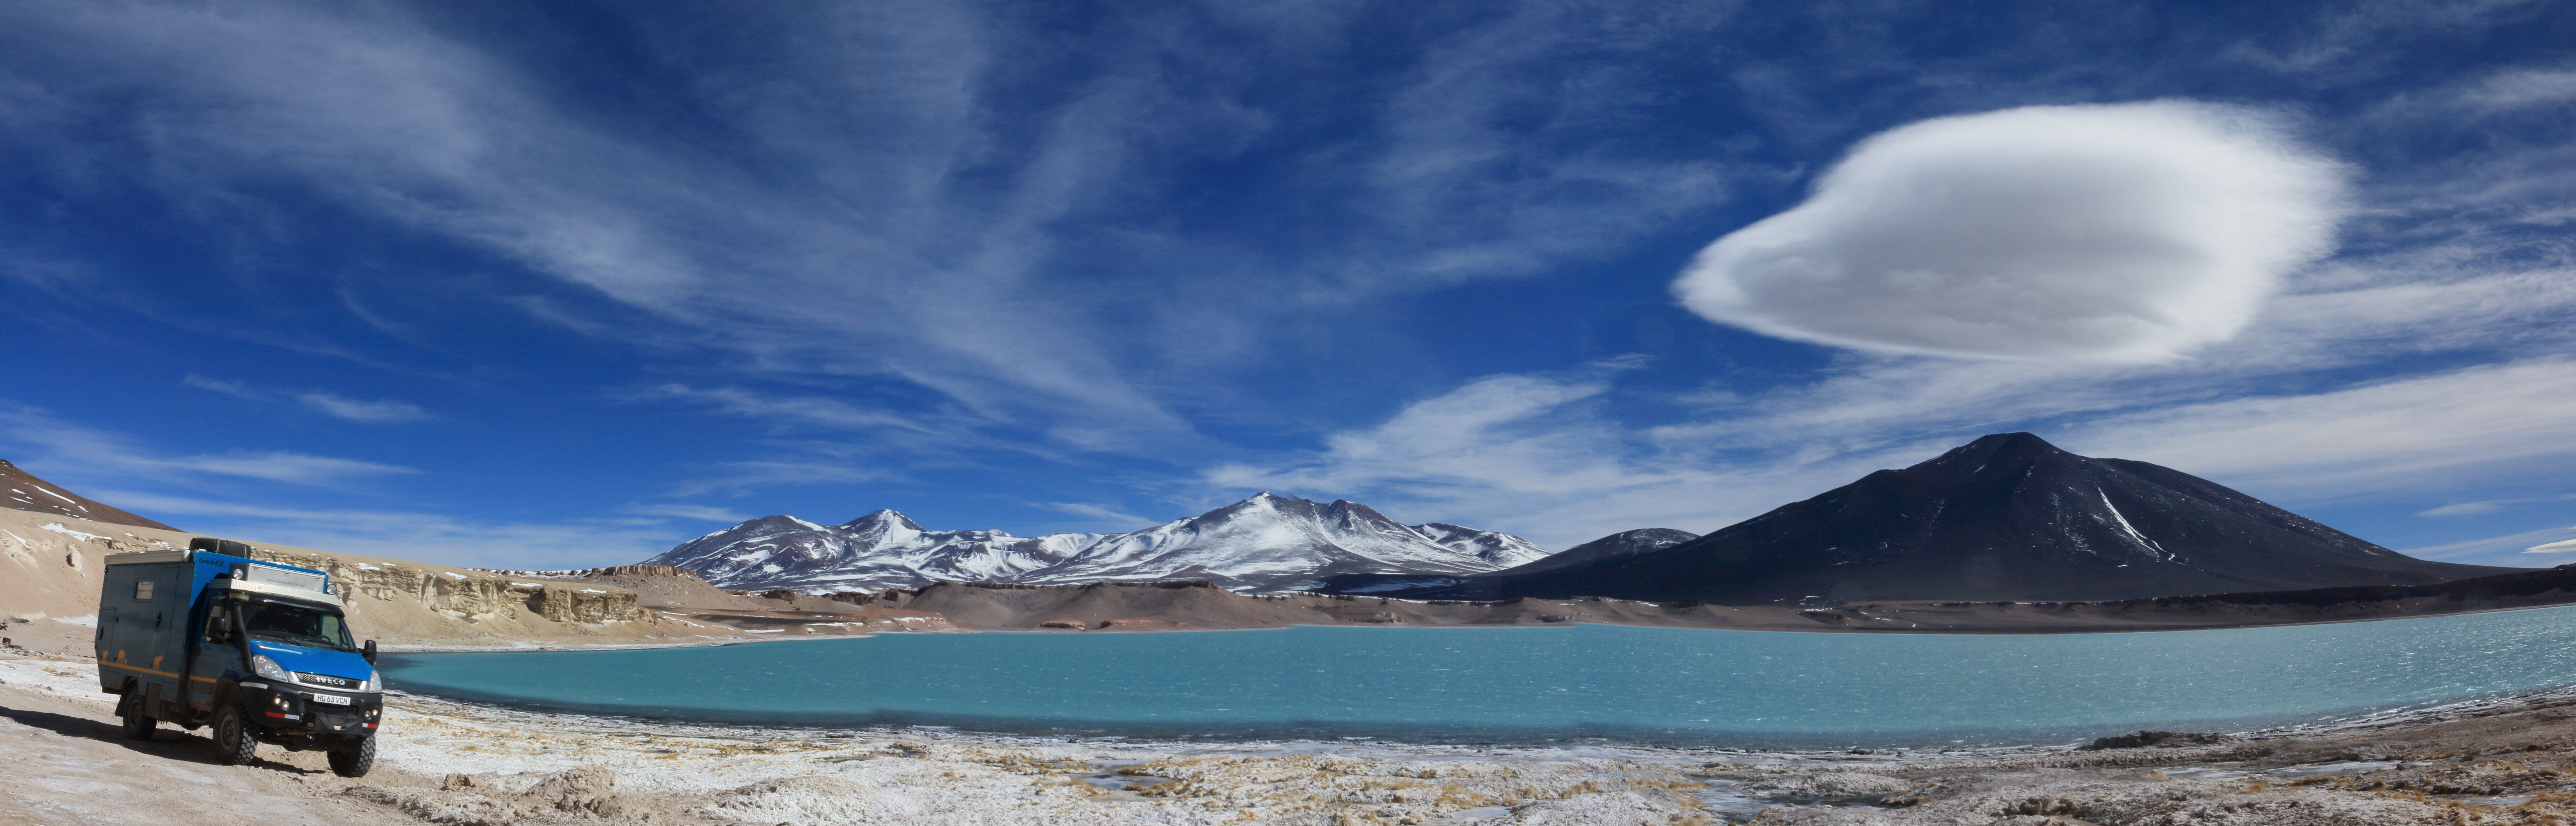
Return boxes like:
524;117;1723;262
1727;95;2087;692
8;648;2576;825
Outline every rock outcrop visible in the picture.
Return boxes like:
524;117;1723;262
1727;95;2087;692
0;509;718;649
243;546;645;625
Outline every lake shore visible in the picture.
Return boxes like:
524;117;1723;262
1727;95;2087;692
9;648;2576;825
704;568;2576;637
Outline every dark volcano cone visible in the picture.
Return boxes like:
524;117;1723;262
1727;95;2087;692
1339;433;2518;604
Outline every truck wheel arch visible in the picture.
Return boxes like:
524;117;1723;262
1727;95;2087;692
211;676;244;710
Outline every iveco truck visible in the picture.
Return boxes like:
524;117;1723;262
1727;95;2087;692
95;537;383;776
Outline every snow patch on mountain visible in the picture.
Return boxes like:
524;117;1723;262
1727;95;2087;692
642;493;1548;594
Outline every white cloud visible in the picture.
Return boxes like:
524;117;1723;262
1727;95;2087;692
2065;358;2576;499
2420;501;2510;517
1674;101;2348;363
1;1;1781;460
661;461;898;498
99;490;678;569
184;375;432;424
182;375;263;400
2417;494;2576;518
642;384;943;435
1203;364;1910;547
0;405;669;568
295;393;432;423
1031;501;1155;531
161;450;416;485
2398;524;2576;566
2463;68;2576;112
0;403;414;487
2530;538;2576;554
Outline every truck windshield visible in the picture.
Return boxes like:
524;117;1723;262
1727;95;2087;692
239;600;356;653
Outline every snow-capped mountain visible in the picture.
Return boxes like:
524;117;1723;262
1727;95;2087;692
646;511;1103;594
641;492;1549;594
1409;522;1551;567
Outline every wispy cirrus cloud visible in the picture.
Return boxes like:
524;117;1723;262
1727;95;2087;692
0;402;413;487
1030;501;1156;532
96;489;679;569
294;393;432;424
661;461;899;499
0;0;1770;461
183;375;433;424
617;502;754;523
2399;524;2576;564
2418;494;2576;518
637;384;949;437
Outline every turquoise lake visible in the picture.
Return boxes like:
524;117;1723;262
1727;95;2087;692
378;606;2576;748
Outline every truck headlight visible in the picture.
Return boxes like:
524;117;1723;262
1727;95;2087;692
250;654;293;682
362;669;381;692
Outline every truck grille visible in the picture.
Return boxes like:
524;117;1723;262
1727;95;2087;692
295;672;357;688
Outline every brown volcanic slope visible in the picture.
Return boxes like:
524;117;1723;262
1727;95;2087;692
0;458;175;530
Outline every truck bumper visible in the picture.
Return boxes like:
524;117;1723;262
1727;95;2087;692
240;682;381;743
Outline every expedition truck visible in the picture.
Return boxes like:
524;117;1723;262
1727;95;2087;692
95;537;383;776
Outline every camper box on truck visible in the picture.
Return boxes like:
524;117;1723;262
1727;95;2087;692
95;537;384;777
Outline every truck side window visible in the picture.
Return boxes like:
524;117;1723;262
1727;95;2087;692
135;580;154;600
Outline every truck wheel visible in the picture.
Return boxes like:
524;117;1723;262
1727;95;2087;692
210;704;257;766
327;734;376;777
119;690;156;741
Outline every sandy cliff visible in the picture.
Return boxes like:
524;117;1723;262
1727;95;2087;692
0;509;752;653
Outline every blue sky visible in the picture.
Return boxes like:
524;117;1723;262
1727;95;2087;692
3;0;2573;569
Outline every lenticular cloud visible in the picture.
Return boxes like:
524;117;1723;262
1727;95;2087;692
1673;101;2347;362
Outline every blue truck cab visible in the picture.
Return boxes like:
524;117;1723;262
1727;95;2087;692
95;537;383;776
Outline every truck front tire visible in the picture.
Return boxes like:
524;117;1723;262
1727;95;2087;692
118;689;156;741
327;734;376;777
210;704;257;766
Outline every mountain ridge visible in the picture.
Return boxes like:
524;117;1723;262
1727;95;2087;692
1;458;177;531
643;491;1549;593
1317;433;2521;603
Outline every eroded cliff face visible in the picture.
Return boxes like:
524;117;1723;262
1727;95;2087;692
242;547;645;625
0;510;719;649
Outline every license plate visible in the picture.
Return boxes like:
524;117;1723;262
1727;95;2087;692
309;693;352;706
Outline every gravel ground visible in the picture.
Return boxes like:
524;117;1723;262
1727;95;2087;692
8;651;2575;825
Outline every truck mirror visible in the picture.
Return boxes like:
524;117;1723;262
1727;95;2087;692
363;639;377;664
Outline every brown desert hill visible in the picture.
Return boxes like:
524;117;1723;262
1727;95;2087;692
1330;433;2524;604
1;457;177;530
878;581;1332;629
479;564;954;633
0;509;752;653
838;579;1865;631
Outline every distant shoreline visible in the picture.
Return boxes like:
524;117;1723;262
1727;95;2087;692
383;598;2576;653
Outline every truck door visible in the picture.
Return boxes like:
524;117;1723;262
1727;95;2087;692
186;599;245;711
